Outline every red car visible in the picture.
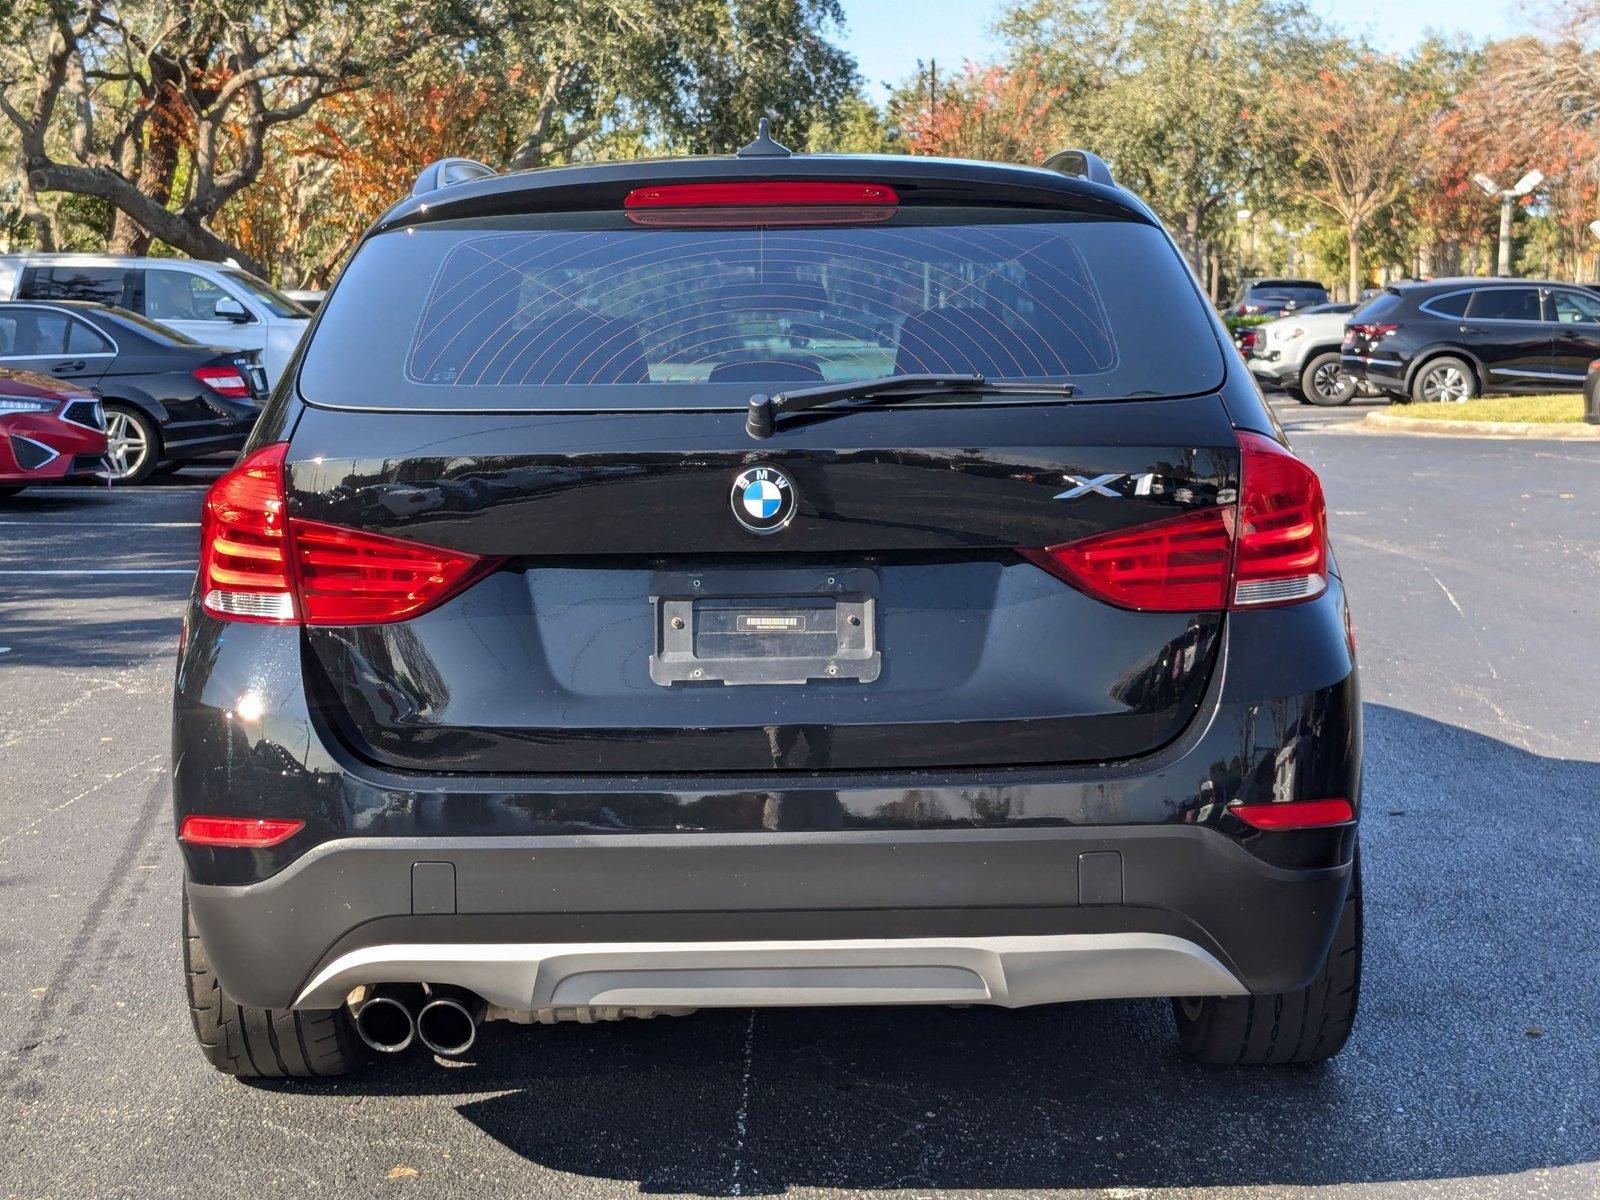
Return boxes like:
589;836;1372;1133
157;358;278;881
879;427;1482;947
0;367;109;496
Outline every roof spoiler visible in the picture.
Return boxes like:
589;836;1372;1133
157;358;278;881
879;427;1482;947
411;157;497;197
1041;149;1115;188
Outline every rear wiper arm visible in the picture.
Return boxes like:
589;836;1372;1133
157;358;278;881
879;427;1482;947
745;373;1076;439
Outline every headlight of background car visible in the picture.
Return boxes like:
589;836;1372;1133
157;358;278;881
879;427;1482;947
0;396;57;413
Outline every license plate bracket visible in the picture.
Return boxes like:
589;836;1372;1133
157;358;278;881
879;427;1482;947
650;568;880;686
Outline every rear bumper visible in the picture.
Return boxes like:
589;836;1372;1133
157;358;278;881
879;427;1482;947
186;825;1353;1010
1248;353;1297;385
1341;353;1406;393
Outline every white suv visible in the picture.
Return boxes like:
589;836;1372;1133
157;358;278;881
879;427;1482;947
0;254;310;388
1246;301;1369;405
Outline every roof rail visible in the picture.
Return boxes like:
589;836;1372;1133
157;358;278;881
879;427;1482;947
1041;149;1115;187
411;157;497;198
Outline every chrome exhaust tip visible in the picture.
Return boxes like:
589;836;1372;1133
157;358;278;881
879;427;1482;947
353;987;419;1054
415;986;485;1057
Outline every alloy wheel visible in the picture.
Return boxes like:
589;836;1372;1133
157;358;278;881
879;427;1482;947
1311;360;1354;403
1420;365;1470;403
105;410;150;481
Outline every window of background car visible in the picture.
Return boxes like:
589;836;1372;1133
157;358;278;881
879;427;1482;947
1467;287;1541;321
66;319;113;354
222;269;309;318
0;308;74;357
1549;289;1600;324
1419;290;1471;319
302;209;1226;411
143;270;238;322
19;266;132;307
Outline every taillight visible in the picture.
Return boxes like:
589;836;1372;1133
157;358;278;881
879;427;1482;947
1019;507;1233;612
1020;432;1327;612
179;815;305;847
1347;322;1398;342
1229;798;1353;830
200;443;295;622
623;181;899;227
199;442;497;625
290;519;489;625
193;365;253;399
1233;431;1326;606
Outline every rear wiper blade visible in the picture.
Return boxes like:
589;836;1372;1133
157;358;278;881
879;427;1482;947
745;373;1076;439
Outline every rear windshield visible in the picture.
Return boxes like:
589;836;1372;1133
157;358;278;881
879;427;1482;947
301;208;1225;410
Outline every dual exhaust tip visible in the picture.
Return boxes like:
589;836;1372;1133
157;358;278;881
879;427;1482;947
353;984;485;1058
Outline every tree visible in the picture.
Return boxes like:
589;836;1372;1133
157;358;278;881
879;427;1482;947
997;0;1325;269
895;61;1063;164
0;0;426;274
1264;56;1429;298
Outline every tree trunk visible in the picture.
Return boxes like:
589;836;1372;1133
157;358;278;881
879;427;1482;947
16;169;57;251
1346;226;1362;302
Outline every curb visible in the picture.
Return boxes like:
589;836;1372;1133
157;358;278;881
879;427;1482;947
1362;411;1600;440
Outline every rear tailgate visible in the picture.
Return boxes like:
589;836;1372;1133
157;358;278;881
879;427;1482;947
287;397;1237;773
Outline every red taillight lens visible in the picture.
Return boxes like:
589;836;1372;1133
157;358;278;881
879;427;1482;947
624;182;899;208
193;365;253;399
179;815;305;847
291;519;490;625
1020;433;1327;612
200;443;295;622
1229;798;1353;830
623;181;899;227
1233;431;1326;606
1020;506;1234;612
1348;322;1398;341
199;442;496;626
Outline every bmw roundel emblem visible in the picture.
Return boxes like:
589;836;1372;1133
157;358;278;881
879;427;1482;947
730;465;797;534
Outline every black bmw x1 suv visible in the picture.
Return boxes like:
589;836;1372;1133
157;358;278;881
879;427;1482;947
173;136;1361;1078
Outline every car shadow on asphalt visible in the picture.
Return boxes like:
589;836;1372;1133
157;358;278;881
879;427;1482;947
242;702;1599;1194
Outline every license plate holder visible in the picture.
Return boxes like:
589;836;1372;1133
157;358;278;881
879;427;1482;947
650;568;879;686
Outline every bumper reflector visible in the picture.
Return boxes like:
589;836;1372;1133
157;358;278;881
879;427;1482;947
1229;798;1354;830
179;816;305;848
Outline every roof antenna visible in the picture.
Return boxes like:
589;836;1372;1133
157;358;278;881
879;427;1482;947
736;117;792;158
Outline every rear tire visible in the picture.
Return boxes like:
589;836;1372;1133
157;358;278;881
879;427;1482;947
104;403;161;484
183;887;366;1078
1411;356;1476;405
0;485;25;498
1172;850;1361;1065
1300;351;1357;406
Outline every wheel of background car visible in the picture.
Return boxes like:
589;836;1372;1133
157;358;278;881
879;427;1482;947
103;403;161;484
1411;356;1476;405
1300;350;1357;406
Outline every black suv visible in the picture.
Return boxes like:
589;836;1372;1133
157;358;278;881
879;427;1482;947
1343;277;1600;403
1230;277;1330;318
173;138;1362;1078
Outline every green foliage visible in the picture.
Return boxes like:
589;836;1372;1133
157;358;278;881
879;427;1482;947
997;0;1326;258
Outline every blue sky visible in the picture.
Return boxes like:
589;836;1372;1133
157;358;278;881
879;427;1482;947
839;0;1529;93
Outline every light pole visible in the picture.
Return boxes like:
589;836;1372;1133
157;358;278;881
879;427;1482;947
1473;170;1544;277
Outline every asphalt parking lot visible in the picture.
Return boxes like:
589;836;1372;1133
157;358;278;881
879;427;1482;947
1;397;1597;1199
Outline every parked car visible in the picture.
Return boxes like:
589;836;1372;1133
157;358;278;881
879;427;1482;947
1342;277;1600;403
173;143;1361;1079
0;300;265;483
1248;300;1374;404
1229;277;1329;318
282;289;326;313
0;366;108;496
0;253;310;387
